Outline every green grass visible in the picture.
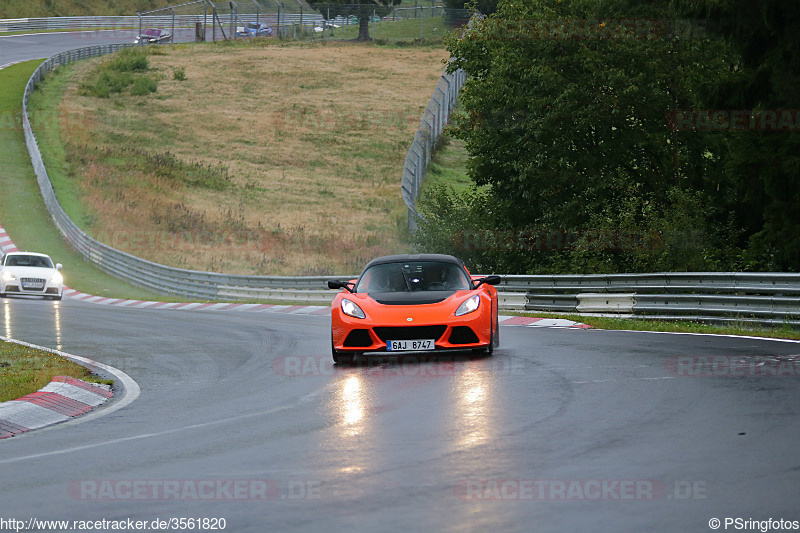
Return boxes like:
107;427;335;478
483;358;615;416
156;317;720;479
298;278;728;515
0;340;110;403
420;134;474;194
518;312;800;340
315;16;455;44
0;61;193;302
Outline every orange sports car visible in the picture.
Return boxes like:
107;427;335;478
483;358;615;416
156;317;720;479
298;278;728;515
327;254;501;364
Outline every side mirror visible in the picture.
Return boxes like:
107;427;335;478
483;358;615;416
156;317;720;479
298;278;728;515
474;275;501;288
56;263;63;270
328;280;355;293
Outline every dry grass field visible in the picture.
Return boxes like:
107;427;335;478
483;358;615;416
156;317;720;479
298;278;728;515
49;41;448;275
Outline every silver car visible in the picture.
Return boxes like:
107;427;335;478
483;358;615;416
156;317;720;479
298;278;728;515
0;252;63;300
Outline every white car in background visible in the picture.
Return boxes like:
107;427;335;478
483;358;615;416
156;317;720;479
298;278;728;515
0;252;63;300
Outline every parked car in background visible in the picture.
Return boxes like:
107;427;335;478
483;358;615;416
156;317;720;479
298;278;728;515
135;28;171;44
236;22;273;37
0;252;63;300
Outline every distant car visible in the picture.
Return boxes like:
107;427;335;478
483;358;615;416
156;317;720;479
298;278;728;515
135;28;171;44
313;21;341;32
237;22;273;37
0;252;63;300
328;254;500;364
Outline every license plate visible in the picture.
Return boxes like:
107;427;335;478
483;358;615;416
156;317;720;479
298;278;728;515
22;281;44;289
387;339;435;351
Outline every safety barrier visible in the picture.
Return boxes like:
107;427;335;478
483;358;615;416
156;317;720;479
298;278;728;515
500;273;800;325
401;68;466;230
19;46;800;327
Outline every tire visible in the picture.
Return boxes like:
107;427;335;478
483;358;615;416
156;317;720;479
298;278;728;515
473;329;494;356
331;337;356;365
332;352;356;365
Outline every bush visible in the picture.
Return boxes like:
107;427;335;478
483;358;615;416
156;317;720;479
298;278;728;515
130;76;158;96
107;48;150;72
79;49;158;98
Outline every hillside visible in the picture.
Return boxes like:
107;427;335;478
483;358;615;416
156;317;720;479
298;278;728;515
29;41;448;276
0;1;180;18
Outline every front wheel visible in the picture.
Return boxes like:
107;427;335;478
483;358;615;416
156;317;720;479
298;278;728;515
331;338;356;365
473;327;495;356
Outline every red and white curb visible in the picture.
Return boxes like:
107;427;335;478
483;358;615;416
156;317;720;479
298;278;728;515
0;226;18;255
498;316;591;329
2;224;590;327
0;376;112;440
0;59;28;71
62;289;333;315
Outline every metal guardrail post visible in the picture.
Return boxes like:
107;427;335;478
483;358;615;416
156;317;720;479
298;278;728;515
16;44;800;326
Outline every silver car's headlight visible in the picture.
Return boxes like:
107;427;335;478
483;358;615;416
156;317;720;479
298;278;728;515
455;294;481;316
341;298;365;319
50;272;63;284
2;271;15;282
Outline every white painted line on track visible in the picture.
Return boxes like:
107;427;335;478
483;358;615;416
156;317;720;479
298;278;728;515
0;336;141;438
585;328;800;344
0;380;330;465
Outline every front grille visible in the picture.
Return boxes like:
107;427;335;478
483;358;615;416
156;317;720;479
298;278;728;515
449;326;479;345
344;329;373;348
374;326;447;342
20;278;46;292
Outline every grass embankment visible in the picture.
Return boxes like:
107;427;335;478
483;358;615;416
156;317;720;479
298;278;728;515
32;41;448;275
421;135;800;340
0;340;109;403
519;312;800;341
0;0;177;18
0;60;194;301
0;0;337;18
314;16;451;44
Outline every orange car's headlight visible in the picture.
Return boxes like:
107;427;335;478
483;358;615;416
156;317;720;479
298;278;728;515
455;294;481;316
341;298;366;319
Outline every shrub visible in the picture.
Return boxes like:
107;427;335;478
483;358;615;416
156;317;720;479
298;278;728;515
130;75;158;96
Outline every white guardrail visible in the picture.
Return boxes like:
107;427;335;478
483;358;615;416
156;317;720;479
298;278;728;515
0;14;316;33
17;45;800;326
402;67;466;230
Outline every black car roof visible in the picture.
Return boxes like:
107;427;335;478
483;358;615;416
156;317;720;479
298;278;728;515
360;254;466;272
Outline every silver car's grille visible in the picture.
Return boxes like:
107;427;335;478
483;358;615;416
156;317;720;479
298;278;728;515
20;278;47;291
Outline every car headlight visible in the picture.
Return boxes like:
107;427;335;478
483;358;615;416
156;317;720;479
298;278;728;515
341;298;365;319
455;294;481;316
50;272;63;284
1;271;15;282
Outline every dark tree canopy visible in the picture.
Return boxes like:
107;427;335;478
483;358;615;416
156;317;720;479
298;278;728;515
307;0;402;40
414;0;800;273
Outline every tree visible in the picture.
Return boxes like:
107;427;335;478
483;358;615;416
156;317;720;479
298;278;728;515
425;0;739;273
307;0;402;41
677;0;800;270
443;0;499;15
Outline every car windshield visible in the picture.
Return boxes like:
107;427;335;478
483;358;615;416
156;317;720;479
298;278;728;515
356;261;471;293
4;255;54;268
